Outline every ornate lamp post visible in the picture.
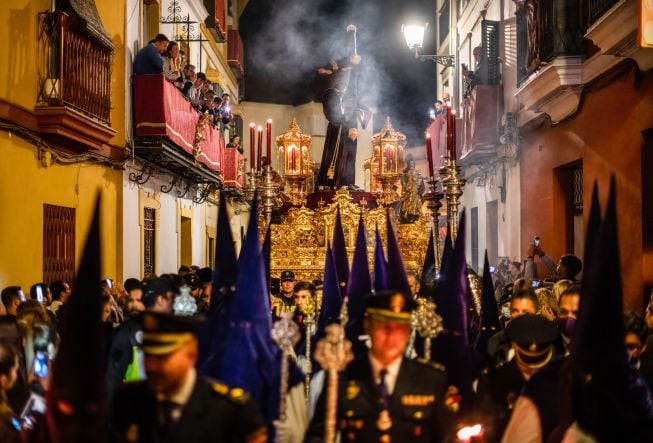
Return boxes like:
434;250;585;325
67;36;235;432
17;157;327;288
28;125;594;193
277;118;313;206
401;23;455;67
371;117;406;206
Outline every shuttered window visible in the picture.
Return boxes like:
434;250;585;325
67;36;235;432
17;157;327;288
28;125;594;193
43;204;76;284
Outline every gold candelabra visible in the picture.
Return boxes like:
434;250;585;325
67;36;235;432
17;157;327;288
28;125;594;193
440;155;465;241
421;177;445;269
244;169;260;202
260;165;279;225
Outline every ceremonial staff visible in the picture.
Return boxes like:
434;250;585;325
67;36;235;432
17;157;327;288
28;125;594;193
314;322;353;443
271;311;300;422
303;299;317;400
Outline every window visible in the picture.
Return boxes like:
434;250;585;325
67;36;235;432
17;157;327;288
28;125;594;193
486;200;498;266
143;207;156;275
439;0;450;46
555;161;583;260
43;204;76;284
36;10;114;124
470;206;479;272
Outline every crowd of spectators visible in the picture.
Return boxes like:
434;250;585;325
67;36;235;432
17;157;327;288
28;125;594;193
133;34;235;133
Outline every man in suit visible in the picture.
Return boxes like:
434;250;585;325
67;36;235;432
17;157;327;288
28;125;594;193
305;290;448;443
112;311;267;443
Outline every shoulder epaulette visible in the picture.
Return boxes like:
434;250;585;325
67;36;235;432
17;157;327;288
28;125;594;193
212;382;250;404
212;382;229;396
416;358;446;372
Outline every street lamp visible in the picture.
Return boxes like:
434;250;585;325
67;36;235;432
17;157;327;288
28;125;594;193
401;23;455;68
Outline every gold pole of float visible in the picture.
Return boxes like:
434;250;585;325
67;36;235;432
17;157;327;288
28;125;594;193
441;154;465;241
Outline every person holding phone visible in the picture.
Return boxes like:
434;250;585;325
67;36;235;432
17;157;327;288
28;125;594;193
524;237;583;283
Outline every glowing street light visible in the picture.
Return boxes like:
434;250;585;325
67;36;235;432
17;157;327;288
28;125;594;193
401;22;455;68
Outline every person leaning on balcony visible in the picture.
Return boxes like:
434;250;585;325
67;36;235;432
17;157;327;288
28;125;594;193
133;33;169;75
176;64;196;94
162;41;182;82
188;72;208;107
217;93;233;125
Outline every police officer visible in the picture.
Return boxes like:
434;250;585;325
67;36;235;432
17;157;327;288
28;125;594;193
305;290;448;443
271;270;296;318
112;311;267;443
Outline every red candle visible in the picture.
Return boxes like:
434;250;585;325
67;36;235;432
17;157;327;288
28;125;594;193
266;119;272;167
425;132;434;178
450;109;457;161
291;147;296;171
257;126;263;172
249;123;255;171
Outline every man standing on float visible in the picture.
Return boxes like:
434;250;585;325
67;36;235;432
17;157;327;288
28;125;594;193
315;25;370;189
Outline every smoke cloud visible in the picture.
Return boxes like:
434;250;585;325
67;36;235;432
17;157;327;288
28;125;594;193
240;0;437;146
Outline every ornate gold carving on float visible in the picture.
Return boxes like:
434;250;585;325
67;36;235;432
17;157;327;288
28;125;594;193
270;188;430;283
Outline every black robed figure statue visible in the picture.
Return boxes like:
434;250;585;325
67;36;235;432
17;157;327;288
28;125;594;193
315;25;371;189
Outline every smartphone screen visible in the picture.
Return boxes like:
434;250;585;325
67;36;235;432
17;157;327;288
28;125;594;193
36;285;43;304
18;288;26;302
531;280;540;288
489;266;496;273
33;351;48;378
534;236;540;247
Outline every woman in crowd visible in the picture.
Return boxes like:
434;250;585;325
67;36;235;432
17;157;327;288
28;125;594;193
162;41;182;82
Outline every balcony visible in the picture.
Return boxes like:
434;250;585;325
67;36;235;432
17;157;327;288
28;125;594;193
587;0;621;25
132;75;235;190
34;11;116;153
514;0;585;123
204;0;227;42
228;30;245;79
459;85;501;163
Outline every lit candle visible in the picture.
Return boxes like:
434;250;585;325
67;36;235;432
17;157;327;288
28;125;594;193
450;109;457;161
425;132;434;178
249;123;255;171
291;147;296;172
257;126;263;172
266;119;272;167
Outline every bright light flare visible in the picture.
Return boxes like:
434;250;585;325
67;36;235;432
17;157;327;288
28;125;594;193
402;24;426;49
456;424;483;441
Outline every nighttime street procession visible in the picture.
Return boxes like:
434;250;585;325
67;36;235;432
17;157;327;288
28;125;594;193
0;0;653;442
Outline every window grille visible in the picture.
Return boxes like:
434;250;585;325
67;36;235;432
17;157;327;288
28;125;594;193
573;165;583;215
144;207;156;275
43;204;76;284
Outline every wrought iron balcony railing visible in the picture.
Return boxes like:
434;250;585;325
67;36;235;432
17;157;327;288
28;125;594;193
36;12;113;125
587;0;621;25
515;0;585;86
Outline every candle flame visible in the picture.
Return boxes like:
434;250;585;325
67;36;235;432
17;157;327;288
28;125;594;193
456;424;483;441
267;118;273;123
425;133;431;138
249;122;255;128
257;126;263;131
451;110;456;116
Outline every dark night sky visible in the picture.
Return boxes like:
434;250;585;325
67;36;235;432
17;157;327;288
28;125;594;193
239;0;438;146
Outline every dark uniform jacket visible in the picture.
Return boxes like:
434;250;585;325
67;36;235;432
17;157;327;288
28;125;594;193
475;359;525;443
112;375;266;443
305;357;447;443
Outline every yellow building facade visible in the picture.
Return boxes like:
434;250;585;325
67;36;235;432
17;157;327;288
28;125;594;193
0;0;125;289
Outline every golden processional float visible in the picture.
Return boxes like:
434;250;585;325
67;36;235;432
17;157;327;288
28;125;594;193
238;116;464;283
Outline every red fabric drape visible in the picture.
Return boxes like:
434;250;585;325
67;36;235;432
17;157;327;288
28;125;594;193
133;74;224;172
426;115;448;169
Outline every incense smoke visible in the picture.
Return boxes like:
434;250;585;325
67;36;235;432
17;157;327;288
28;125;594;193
240;0;436;146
